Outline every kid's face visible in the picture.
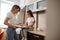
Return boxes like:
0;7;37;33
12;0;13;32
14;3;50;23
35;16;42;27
27;13;30;17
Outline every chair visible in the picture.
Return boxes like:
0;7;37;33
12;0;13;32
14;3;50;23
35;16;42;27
0;28;4;40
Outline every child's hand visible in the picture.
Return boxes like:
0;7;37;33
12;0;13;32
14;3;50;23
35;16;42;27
17;23;23;26
23;24;28;28
19;23;23;26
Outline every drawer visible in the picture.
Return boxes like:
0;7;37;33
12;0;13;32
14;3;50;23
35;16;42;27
27;32;45;40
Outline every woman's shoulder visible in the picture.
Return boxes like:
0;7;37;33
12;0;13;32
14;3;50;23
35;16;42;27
6;12;13;18
7;12;12;15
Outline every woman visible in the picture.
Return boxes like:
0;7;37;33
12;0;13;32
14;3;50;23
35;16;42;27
20;10;35;40
4;5;20;40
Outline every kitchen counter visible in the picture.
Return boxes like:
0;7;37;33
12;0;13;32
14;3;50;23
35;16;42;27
28;30;46;37
27;30;46;40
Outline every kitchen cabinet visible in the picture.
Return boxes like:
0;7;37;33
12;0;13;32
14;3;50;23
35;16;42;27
28;4;34;10
37;0;46;9
27;31;45;40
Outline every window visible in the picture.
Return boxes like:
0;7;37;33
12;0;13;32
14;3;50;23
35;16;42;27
0;0;14;28
37;0;46;9
28;4;34;10
19;0;25;9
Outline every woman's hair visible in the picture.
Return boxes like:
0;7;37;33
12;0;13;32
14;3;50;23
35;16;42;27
27;10;34;17
12;5;21;11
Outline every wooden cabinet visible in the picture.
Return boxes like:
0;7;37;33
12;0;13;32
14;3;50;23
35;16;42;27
19;31;45;40
27;32;45;40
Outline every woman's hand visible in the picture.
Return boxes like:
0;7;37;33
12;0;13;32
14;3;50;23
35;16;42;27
18;23;23;26
20;23;23;26
13;25;17;29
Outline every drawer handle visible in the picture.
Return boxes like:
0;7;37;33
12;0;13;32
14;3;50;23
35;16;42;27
33;35;39;38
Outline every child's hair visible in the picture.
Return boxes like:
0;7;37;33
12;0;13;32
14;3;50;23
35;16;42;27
27;10;34;17
27;10;35;23
12;5;21;11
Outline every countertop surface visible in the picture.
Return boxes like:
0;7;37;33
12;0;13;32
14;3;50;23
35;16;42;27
28;30;46;37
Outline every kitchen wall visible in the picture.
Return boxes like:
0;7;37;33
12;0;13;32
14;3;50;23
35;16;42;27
45;0;60;40
38;11;46;32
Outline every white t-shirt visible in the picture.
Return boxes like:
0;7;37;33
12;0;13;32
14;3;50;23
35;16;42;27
7;12;19;25
7;12;21;34
26;17;35;26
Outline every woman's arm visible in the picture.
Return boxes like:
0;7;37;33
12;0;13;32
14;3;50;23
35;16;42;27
4;17;16;29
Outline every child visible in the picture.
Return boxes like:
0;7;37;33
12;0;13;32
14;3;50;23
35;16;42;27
20;10;35;40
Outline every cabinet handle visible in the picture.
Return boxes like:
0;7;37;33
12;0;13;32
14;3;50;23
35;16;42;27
33;35;39;38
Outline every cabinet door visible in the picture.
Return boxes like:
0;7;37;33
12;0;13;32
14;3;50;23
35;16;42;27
32;33;45;40
27;32;33;40
32;34;40;40
27;32;45;40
